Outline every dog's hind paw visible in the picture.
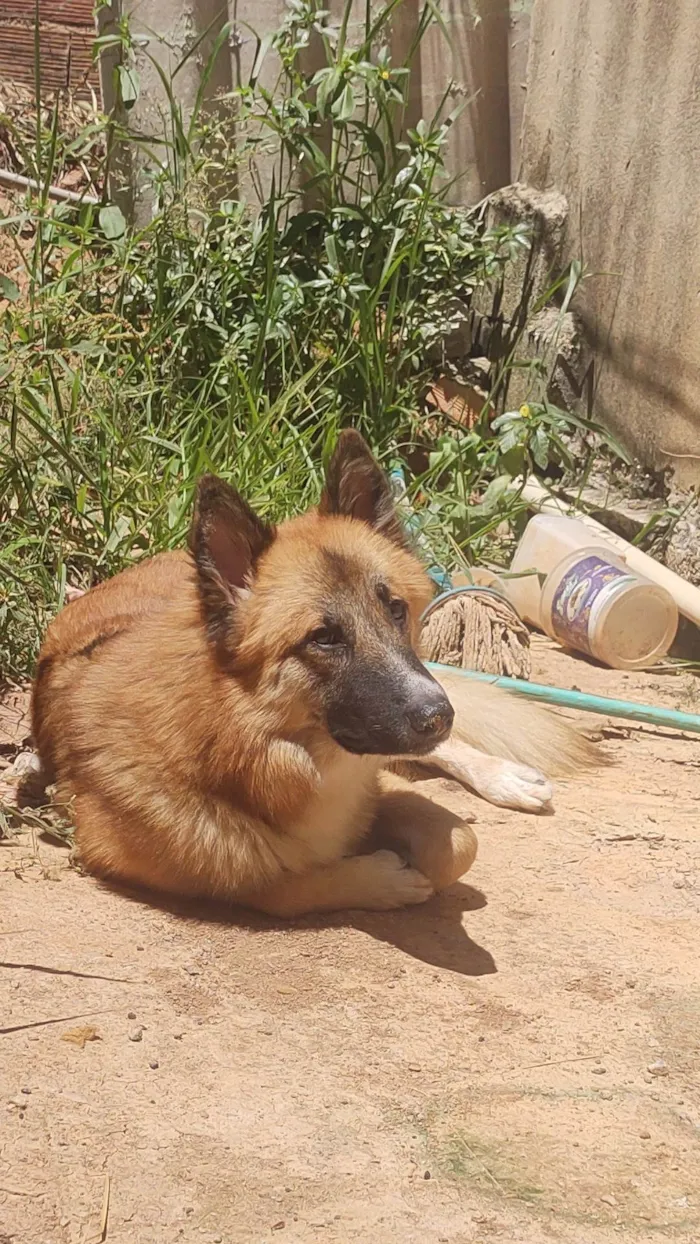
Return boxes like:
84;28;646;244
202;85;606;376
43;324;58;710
472;758;553;811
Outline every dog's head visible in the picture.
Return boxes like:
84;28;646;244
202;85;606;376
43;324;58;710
189;431;453;756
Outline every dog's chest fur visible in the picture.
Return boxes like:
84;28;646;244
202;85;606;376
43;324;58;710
288;747;382;864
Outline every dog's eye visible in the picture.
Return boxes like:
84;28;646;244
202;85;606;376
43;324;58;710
389;598;408;625
308;625;345;649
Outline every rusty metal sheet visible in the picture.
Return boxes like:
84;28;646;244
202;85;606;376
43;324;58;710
1;1;96;27
0;2;100;98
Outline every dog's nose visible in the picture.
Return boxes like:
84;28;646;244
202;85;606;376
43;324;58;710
406;694;454;738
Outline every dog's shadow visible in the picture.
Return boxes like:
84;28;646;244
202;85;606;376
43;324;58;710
348;882;495;975
102;878;495;978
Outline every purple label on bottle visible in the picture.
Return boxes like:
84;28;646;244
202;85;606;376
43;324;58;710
549;555;631;655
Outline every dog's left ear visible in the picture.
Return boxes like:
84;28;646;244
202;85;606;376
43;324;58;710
318;429;407;547
189;475;276;644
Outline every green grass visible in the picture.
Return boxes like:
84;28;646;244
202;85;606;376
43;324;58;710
0;0;617;681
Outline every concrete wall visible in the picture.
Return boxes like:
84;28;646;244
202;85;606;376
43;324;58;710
100;0;233;223
520;0;700;486
101;0;526;217
229;0;525;204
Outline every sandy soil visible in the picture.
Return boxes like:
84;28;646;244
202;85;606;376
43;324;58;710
1;637;699;1244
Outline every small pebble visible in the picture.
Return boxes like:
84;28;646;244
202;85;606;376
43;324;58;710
651;1092;660;1101
136;945;145;951
626;979;637;988
127;1011;137;1020
149;1060;159;1070
213;1236;223;1243
640;1130;651;1140
591;1066;607;1075
128;1027;144;1042
423;1170;431;1180
600;1090;613;1101
647;1060;669;1077
20;1087;31;1095
600;1194;617;1206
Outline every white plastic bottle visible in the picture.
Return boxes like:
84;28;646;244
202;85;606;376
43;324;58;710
505;515;678;670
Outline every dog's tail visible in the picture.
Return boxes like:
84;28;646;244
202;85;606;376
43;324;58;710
433;667;604;777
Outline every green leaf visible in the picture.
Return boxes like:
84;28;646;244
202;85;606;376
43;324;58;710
104;513;132;556
331;82;354;122
92;32;124;56
497;444;526;479
498;425;523;455
72;339;106;357
282;210;325;249
99;204;127;240
491;410;519;432
324;234;339;269
167;493;182;529
354;122;386;179
118;65;140;109
0;275;20;302
479;473;512;513
315;68;340;118
250;33;274;86
531;424;550;470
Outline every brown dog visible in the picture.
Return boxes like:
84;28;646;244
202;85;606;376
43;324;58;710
31;432;596;915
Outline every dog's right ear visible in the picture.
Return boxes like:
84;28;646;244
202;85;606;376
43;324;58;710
189;475;275;645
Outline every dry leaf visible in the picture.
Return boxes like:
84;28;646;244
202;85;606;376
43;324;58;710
61;1024;101;1048
426;375;492;428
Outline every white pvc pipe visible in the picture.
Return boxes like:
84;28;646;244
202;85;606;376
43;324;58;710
518;477;700;628
0;168;99;206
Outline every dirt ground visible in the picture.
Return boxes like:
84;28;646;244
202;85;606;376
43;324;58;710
1;637;699;1244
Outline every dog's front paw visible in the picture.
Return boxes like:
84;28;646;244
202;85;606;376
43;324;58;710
356;849;434;910
475;758;553;811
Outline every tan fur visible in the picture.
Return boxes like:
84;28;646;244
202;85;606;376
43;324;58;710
32;438;601;916
434;668;600;776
